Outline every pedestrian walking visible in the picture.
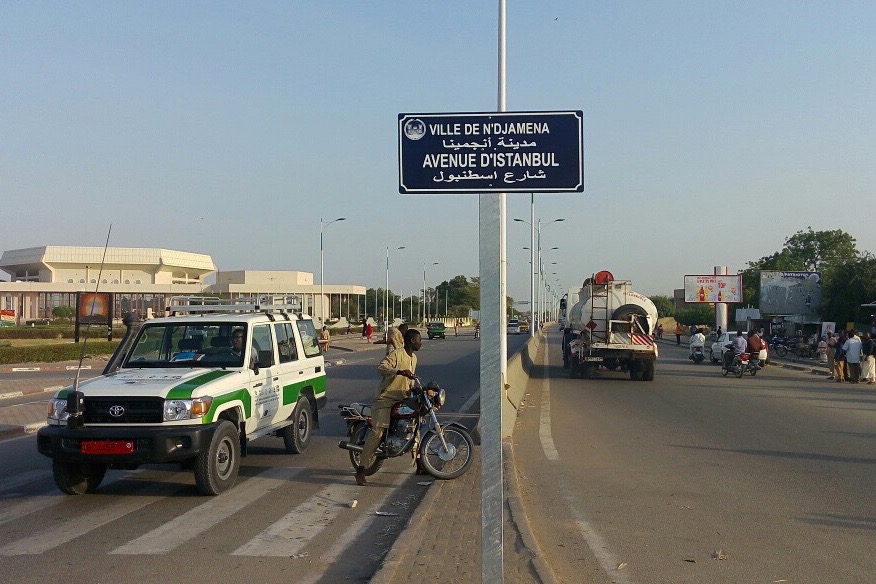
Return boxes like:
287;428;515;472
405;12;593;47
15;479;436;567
318;325;330;352
674;322;685;346
860;332;875;384
366;321;374;343
656;324;664;340
842;331;863;383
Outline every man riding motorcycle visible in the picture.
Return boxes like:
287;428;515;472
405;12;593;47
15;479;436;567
723;330;748;370
689;328;706;359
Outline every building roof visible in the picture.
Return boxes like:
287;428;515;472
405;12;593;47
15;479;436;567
0;246;216;275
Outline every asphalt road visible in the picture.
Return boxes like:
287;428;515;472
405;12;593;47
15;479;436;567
512;331;876;584
0;333;529;583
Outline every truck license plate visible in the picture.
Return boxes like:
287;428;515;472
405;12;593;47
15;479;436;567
81;440;135;455
584;356;603;362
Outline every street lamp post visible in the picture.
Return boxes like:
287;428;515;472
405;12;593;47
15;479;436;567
514;217;563;336
385;246;406;332
422;261;439;324
320;217;346;324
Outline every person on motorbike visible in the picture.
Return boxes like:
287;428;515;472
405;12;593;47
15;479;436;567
355;328;422;486
689;328;706;359
723;330;747;370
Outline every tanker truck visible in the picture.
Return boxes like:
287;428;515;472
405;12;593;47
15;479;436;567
563;271;659;381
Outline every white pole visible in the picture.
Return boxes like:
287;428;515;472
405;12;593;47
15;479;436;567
482;1;506;582
530;194;536;337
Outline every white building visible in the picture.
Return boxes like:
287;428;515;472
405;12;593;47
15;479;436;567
0;246;364;325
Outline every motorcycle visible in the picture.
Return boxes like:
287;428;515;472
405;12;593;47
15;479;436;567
338;377;474;480
722;350;760;377
689;346;705;364
474;324;480;339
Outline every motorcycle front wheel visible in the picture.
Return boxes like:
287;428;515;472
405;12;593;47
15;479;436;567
420;426;474;479
348;423;384;476
774;345;788;357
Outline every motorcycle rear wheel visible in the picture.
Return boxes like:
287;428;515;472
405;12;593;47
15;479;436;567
735;362;745;378
348;423;384;476
420;426;473;479
774;345;788;357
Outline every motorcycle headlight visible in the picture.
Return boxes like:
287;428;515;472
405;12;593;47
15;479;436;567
431;387;446;408
47;398;70;424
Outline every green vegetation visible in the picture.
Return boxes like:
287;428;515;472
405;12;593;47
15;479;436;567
0;341;119;365
648;295;675;318
739;227;876;324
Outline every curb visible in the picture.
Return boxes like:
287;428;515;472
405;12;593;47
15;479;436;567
368;479;446;584
0;422;43;441
504;439;557;584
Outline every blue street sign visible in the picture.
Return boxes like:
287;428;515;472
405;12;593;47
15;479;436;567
398;111;584;194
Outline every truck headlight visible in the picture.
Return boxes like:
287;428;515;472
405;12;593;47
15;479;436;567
47;398;69;423
163;399;192;421
163;397;212;421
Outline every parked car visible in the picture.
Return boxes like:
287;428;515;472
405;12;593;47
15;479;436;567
426;322;446;339
507;319;521;335
708;331;747;363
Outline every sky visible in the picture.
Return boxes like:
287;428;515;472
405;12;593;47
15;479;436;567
1;1;874;303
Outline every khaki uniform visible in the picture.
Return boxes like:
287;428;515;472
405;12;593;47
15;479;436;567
359;347;417;469
385;327;404;355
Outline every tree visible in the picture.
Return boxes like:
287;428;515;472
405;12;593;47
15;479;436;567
648;295;675;318
821;253;876;326
52;306;75;320
674;305;715;327
744;227;859;310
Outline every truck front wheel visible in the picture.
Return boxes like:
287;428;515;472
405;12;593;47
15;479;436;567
52;461;107;495
194;420;241;495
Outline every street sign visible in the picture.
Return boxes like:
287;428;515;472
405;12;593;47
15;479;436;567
398;111;584;193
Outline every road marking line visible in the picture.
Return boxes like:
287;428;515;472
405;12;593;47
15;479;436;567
232;483;362;557
111;466;305;555
65;365;92;370
11;368;40;372
0;391;24;400
0;470;52;495
539;336;559;461
24;422;44;433
43;385;65;393
0;489;172;555
0;493;66;529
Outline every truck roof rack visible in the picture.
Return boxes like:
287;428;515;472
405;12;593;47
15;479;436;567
165;296;304;318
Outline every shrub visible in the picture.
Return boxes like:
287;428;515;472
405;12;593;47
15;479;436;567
0;341;120;365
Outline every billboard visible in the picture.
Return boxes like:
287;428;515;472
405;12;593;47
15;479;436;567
684;275;742;303
759;271;822;316
398;111;584;193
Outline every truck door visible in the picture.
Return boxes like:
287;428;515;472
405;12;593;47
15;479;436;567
248;323;280;429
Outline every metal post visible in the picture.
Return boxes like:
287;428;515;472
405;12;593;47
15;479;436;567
319;217;346;324
530;194;536;336
482;1;506;582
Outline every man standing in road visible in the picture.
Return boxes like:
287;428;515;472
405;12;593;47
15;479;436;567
826;331;837;379
842;331;863;383
674;322;685;346
355;328;422;486
860;332;875;385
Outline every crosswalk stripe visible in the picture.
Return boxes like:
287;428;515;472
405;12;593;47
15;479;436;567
110;466;304;555
0;470;51;495
232;483;362;557
0;494;65;529
0;487;176;555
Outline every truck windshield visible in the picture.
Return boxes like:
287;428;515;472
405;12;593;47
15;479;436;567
124;322;247;368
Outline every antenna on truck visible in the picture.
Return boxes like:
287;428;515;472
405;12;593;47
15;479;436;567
73;224;112;392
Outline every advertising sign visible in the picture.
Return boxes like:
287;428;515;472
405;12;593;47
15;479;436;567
684;275;742;303
398;111;584;193
759;271;822;317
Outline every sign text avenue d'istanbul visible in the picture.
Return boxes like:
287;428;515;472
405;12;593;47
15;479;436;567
398;111;584;194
